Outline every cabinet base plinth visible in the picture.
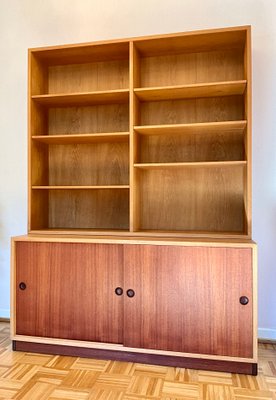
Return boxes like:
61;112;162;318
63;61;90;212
12;340;257;375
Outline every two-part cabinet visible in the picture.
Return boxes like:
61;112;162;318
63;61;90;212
11;25;257;374
11;237;257;374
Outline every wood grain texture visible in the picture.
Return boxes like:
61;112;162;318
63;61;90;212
32;186;130;190
48;141;129;186
28;26;251;238
31;41;129;65
12;234;257;246
32;89;129;107
15;242;124;343
137;165;245;233
135;120;247;135
137;128;245;162
134;81;246;101
47;189;129;230
48;104;129;135
244;26;252;238
48;59;129;94
139;48;244;87
140;96;244;126
134;161;246;169
123;245;253;358
32;132;129;144
29;53;48;95
129;43;141;232
134;27;248;56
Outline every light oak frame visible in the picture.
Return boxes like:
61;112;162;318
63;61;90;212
28;25;252;239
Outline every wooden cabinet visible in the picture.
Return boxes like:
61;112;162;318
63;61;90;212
12;238;257;373
12;26;257;375
16;242;123;343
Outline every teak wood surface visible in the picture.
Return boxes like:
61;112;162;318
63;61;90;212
16;242;124;343
123;245;253;358
12;239;257;362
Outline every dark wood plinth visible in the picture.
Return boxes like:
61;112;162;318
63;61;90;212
12;340;257;375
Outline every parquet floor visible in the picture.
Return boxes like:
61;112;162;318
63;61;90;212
1;323;276;399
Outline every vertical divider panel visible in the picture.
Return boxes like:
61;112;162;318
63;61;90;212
244;27;252;237
129;42;141;231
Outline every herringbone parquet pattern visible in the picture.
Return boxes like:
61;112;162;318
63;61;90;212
0;322;276;399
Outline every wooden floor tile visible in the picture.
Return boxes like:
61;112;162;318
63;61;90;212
162;381;199;398
204;384;234;400
88;388;125;399
71;358;109;372
127;375;163;397
0;323;276;400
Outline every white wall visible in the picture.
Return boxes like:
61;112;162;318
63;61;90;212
0;0;275;338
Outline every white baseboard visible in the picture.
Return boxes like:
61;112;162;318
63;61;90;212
258;328;276;341
0;309;10;319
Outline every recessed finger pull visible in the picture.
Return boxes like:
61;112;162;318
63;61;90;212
19;282;26;291
115;287;123;296
126;289;135;298
239;296;249;305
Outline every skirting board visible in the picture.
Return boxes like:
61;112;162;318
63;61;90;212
258;328;276;341
13;341;258;375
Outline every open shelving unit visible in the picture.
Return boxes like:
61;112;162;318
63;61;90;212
29;26;251;238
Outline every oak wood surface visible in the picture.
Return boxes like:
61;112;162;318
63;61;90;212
139;48;244;87
48;189;129;230
135;120;247;135
123;245;253;358
48;142;129;186
48;59;129;94
32;185;130;189
134;161;246;169
28;26;250;238
133;27;248;56
32;132;129;144
16;242;124;343
140;96;244;126
31;41;129;65
137;165;245;233
48;103;129;134
32;89;129;107
137;129;245;163
134;80;246;101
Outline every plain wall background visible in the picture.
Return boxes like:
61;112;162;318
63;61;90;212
0;0;275;339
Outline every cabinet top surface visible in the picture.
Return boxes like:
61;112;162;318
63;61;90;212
12;234;256;248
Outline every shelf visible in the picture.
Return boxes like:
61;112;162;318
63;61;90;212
134;121;247;135
134;80;246;101
134;161;247;169
32;132;129;144
32;89;129;106
32;185;130;190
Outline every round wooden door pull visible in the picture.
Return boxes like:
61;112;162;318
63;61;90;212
115;287;123;296
19;282;26;290
126;289;135;298
239;296;249;305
